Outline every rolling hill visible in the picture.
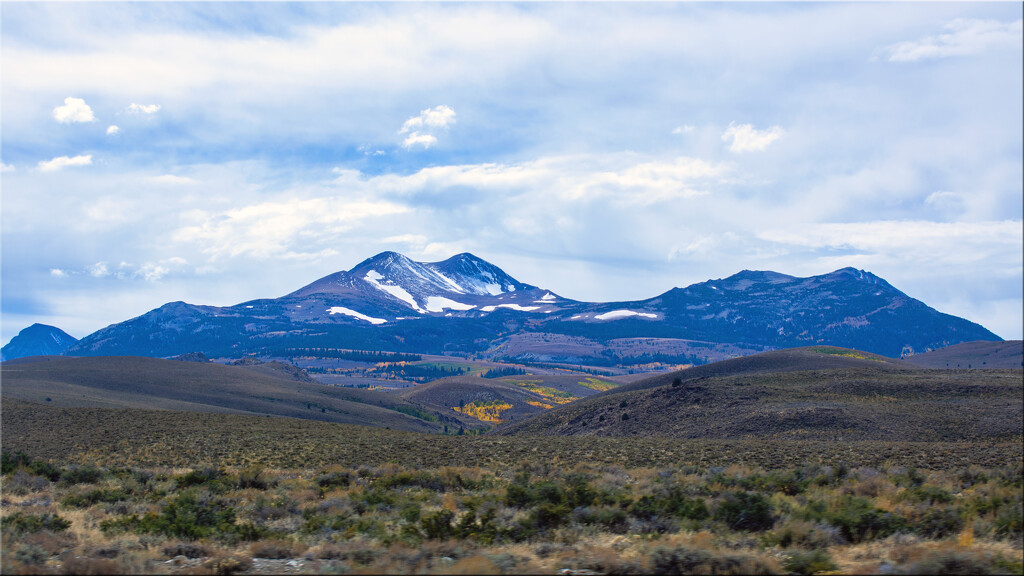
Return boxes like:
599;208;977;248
902;340;1023;369
0;355;484;433
398;373;622;423
494;346;1023;442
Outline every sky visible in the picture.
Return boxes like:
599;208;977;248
2;2;1022;346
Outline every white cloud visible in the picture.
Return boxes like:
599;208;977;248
52;97;95;123
147;174;197;185
106;125;120;135
722;123;783;153
89;262;110;277
882;18;1023;62
757;220;1023;267
399;105;455;149
50;268;68;278
672;125;695;135
400;105;456;133
127;102;161;114
1;162;14;173
174;198;411;260
402;132;438;149
37;154;93;172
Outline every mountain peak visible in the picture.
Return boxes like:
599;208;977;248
1;323;78;362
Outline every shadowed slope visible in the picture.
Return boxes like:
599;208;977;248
494;347;1022;442
1;356;481;433
902;340;1023;369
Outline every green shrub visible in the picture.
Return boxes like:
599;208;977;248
714;491;775;532
61;488;130;508
1;512;71;534
316;470;351;490
100;489;241;540
913;507;963;539
176;468;233;493
818;496;906;543
993;501;1023;539
60;465;105;485
420;509;455;540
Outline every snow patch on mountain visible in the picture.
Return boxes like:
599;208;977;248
327;307;387;325
425;296;476;312
594;310;658;321
481;303;541;312
364;270;425;313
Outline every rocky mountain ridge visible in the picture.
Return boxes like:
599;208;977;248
43;252;1002;360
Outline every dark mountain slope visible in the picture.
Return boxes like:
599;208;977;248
63;252;1000;360
1;324;78;361
494;347;1022;442
1;356;483;433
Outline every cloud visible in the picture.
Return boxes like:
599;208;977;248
882;18;1023;62
402;132;438;149
1;162;14;173
757;220;1023;267
106;125;120;135
399;105;456;149
127;102;161;114
50;268;68;278
89;262;110;277
672;125;695;135
52;97;95;123
173;198;411;260
722;123;783;153
400;105;456;133
37;154;93;172
147;174;197;185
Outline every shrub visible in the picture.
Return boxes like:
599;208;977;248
237;467;270;490
913;507;963;539
899;549;1003;575
100;490;240;540
782;549;837;575
162;541;211;559
176;468;233;493
316;470;351;490
59;465;104;485
421;509;455;540
824;496;906;543
61;488;130;508
1;512;71;534
14;543;50;565
714;491;775;532
5;469;52;494
250;539;306;559
993;501;1022;539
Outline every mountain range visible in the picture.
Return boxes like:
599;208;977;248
31;251;1001;360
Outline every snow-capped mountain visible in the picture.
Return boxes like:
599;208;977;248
1;323;78;361
63;252;1001;359
280;251;566;321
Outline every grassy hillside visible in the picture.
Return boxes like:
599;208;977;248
399;374;620;423
3;399;1019;470
1;356;482;434
494;348;1023;442
902;340;1023;369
